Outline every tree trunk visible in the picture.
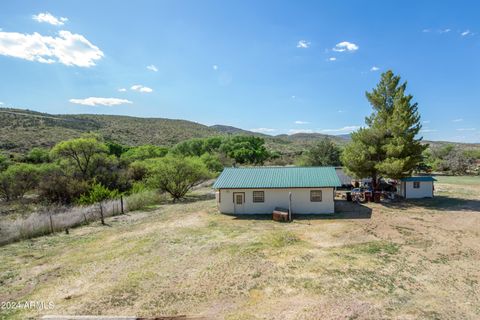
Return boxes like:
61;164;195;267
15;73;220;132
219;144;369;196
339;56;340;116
372;174;378;191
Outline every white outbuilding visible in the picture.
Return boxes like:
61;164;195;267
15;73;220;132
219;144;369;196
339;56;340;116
213;167;341;215
396;176;436;199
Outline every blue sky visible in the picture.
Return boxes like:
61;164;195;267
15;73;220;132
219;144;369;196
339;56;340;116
0;1;479;142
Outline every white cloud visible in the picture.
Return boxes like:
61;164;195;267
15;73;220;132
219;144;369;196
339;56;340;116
320;126;360;133
328;57;336;61
146;64;158;72
296;40;310;48
291;95;296;99
338;110;345;113
370;66;380;71
32;12;68;26
456;128;476;131
118;88;127;92
294;121;309;124
423;120;430;124
332;41;359;52
439;28;451;34
130;84;153;93
453;118;463;122
69;97;132;106
212;64;218;70
420;128;438;133
250;128;276;133
289;129;314;134
461;30;471;36
0;30;104;67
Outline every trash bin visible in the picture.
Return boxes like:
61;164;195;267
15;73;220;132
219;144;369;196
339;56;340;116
346;191;352;201
374;191;381;203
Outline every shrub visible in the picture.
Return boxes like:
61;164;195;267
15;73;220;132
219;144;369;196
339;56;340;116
146;155;211;201
37;164;89;204
200;153;223;173
77;182;120;205
120;145;169;162
0;163;40;201
26;147;50;163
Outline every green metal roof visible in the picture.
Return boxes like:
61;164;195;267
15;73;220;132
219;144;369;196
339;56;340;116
213;166;341;189
400;176;436;182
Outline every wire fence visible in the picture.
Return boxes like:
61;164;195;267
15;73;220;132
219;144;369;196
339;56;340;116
0;197;130;246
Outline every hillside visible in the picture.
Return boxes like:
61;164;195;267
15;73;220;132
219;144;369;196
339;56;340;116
0;108;344;154
0;108;221;152
1;108;479;154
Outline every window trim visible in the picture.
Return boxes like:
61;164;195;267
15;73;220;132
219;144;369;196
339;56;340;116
252;191;265;203
310;190;322;202
413;181;420;189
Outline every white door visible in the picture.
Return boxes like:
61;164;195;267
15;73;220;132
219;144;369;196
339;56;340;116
233;193;245;214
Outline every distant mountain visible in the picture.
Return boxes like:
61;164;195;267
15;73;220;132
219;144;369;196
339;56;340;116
0;108;218;152
209;125;267;136
0;108;478;154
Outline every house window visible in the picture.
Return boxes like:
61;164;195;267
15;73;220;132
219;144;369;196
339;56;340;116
253;191;265;203
413;181;420;189
310;190;322;202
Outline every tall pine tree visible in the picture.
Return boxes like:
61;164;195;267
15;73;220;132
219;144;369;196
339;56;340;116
342;70;427;188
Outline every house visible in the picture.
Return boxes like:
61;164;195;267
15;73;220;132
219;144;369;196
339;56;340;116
213;167;341;214
396;176;436;199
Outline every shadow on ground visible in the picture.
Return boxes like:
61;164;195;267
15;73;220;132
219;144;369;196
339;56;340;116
228;200;372;221
381;195;480;212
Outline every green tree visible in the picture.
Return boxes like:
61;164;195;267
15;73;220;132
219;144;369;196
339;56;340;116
147;156;211;201
26;147;50;164
342;71;427;187
37;164;89;204
200;153;223;173
220;136;270;165
0;163;40;201
0;153;10;172
106;141;130;158
298;138;341;166
51;137;108;179
120;145;168;162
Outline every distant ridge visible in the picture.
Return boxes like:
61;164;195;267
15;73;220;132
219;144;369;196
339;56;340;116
0;108;478;153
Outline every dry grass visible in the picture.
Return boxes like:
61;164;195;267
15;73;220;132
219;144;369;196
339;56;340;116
0;191;165;245
1;179;479;319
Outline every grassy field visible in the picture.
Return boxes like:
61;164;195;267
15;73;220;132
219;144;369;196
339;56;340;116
1;177;479;319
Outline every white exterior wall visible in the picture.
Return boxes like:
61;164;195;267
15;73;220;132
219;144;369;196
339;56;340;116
397;181;434;198
216;188;335;214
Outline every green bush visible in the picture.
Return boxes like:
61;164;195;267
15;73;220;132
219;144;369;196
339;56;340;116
200;153;223;173
120;145;168;162
146;155;211;201
77;182;120;205
26;147;50;163
0;163;40;201
37;164;89;204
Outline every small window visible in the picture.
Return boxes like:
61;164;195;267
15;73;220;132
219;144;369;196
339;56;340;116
253;191;265;203
310;190;322;202
235;194;243;205
413;181;420;189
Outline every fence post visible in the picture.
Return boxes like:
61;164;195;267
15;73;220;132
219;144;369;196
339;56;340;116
49;214;54;233
120;196;124;214
99;203;105;225
83;213;88;225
